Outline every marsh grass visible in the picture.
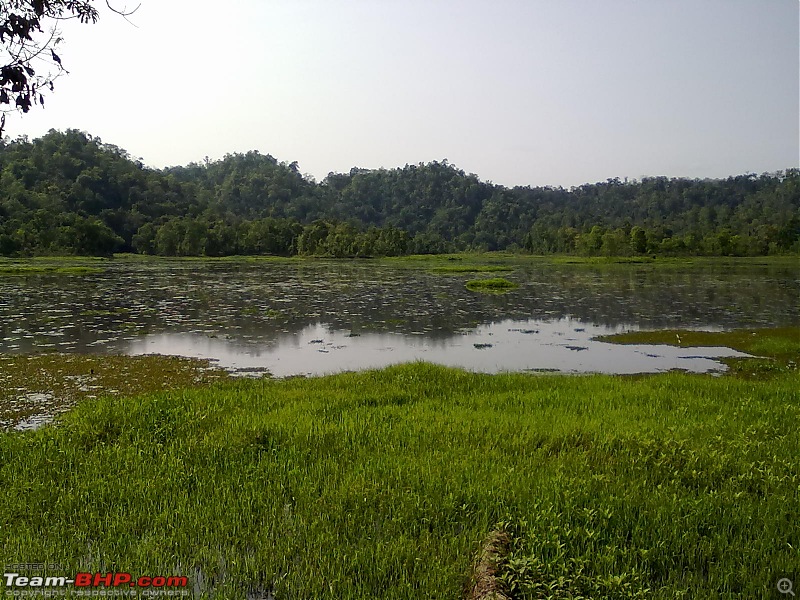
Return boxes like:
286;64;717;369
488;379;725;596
599;326;800;378
547;255;800;269
4;253;795;276
465;277;519;293
113;253;301;264
385;253;528;270
0;264;104;275
0;256;110;276
551;255;658;265
1;329;798;597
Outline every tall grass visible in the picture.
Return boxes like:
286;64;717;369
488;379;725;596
1;359;798;598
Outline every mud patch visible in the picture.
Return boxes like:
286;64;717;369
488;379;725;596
467;529;511;600
0;353;230;430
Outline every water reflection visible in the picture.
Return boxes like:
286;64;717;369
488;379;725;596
0;259;795;376
122;318;749;377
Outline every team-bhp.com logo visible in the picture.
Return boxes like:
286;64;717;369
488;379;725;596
3;572;189;596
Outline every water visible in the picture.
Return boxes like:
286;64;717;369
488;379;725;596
1;258;795;377
125;318;750;377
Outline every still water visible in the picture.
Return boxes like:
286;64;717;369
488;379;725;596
1;259;796;377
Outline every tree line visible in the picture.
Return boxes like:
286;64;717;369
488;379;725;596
0;129;797;257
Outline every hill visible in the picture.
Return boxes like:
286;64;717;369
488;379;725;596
0;129;797;256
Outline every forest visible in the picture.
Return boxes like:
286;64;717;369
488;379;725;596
0;129;798;257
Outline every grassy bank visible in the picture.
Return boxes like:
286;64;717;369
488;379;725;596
1;330;798;598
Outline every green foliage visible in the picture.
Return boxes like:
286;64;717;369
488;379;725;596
0;130;798;257
630;226;647;254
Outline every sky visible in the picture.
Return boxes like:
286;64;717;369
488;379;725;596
4;0;799;188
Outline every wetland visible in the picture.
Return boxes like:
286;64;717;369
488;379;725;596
0;255;798;598
1;255;796;428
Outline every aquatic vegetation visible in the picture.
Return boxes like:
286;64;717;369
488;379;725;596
599;326;800;378
0;353;229;430
114;253;300;264
546;255;800;269
0;264;104;275
430;265;513;274
466;277;519;293
80;307;131;317
551;255;658;265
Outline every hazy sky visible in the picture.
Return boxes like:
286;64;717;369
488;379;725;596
4;0;798;187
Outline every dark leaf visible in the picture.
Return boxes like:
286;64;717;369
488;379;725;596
16;93;31;112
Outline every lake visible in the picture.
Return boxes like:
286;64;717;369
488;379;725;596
1;257;796;378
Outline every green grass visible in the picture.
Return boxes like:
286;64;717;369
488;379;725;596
465;277;519;293
0;329;798;598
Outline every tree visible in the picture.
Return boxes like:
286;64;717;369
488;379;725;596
0;1;136;133
630;226;647;254
70;214;123;255
154;219;184;256
131;221;156;254
600;228;629;256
